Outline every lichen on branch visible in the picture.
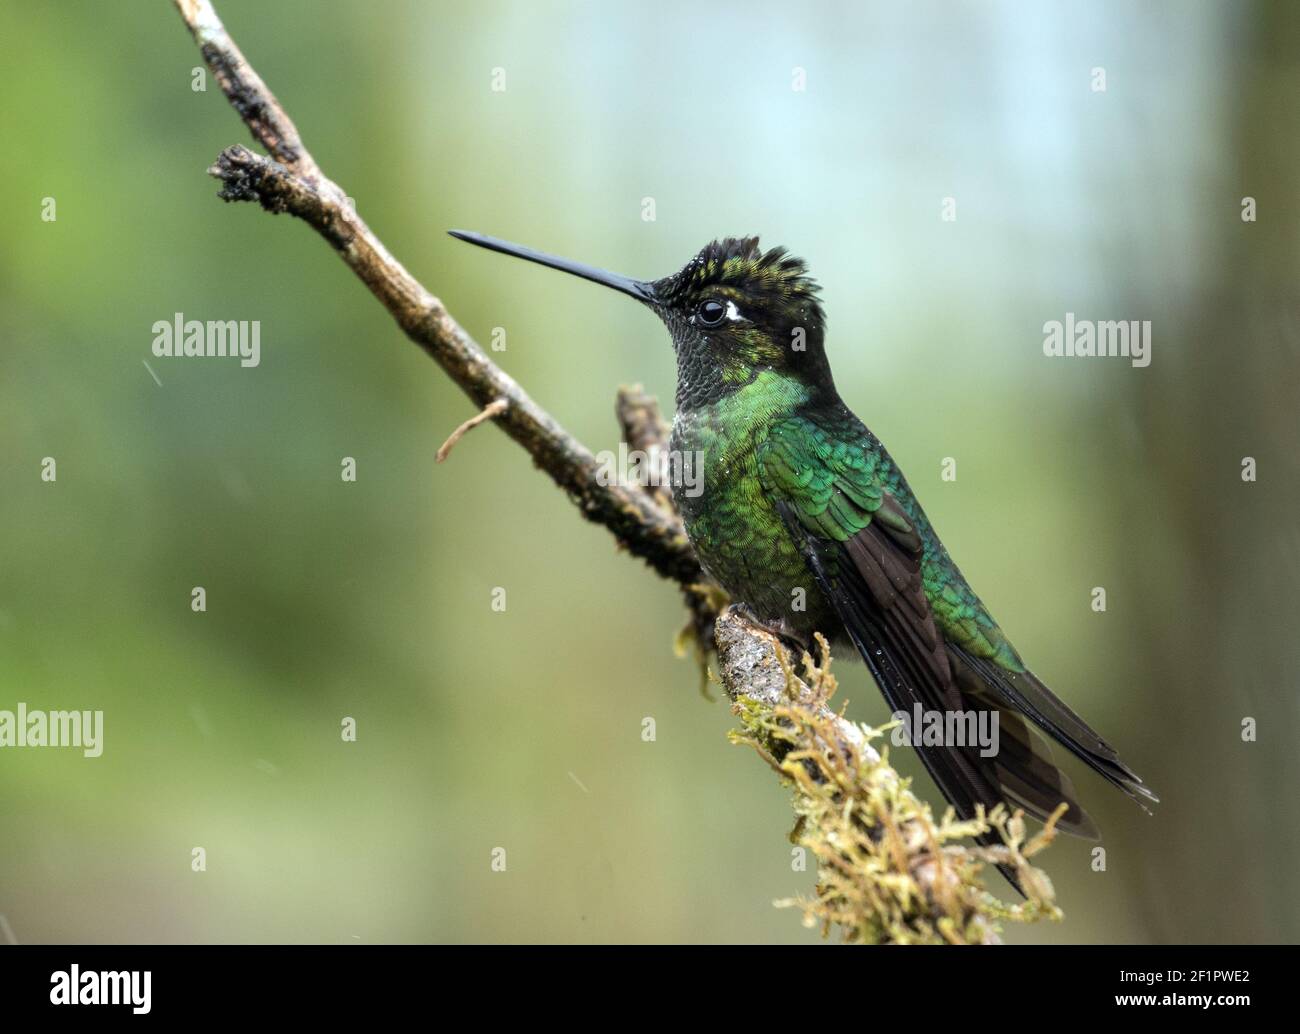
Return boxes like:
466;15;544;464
716;608;1064;944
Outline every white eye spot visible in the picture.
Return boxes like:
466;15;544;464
724;300;742;322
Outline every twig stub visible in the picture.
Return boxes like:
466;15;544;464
436;399;508;463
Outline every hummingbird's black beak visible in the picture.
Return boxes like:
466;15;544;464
449;230;658;304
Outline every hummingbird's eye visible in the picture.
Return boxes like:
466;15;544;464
696;299;727;327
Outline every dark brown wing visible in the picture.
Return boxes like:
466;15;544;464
775;491;1102;892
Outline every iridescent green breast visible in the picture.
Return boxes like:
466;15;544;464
669;373;838;634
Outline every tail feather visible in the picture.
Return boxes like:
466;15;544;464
773;495;1158;897
951;647;1159;813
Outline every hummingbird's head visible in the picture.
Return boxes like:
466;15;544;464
646;236;828;396
449;231;834;407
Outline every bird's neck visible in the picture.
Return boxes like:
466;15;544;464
674;368;819;441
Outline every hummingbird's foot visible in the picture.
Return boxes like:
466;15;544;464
728;604;814;660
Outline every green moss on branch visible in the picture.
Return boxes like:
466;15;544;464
717;608;1064;944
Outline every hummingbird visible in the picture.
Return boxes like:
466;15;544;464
450;230;1158;884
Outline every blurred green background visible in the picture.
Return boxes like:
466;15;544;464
1;0;1297;944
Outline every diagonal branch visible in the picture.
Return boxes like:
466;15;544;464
175;0;699;588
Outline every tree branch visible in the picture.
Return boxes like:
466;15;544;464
176;0;699;588
174;0;1062;943
715;609;1069;944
